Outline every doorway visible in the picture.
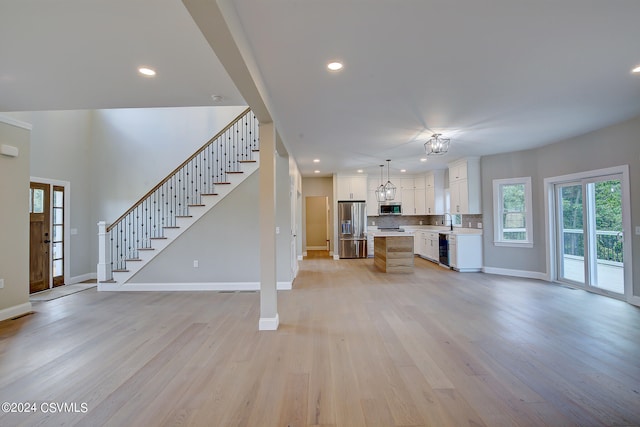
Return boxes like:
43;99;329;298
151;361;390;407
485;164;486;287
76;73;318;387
305;196;329;255
547;166;631;300
29;181;66;293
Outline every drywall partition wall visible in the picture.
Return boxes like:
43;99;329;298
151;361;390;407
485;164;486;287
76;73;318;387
129;171;260;283
0;118;32;320
91;106;248;225
481;114;640;297
128;152;293;285
7;110;95;280
301;177;334;253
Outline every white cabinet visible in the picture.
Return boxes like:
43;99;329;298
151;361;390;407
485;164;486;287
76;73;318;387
447;158;481;214
425;170;445;215
427;232;439;261
448;234;482;272
337;175;367;201
415;230;439;263
400;178;415;215
366;179;379;216
414;175;426;215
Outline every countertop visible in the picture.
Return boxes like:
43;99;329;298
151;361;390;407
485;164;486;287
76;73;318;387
369;231;415;237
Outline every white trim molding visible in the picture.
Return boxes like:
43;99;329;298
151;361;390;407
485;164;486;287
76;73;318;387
0;114;32;130
259;313;279;331
0;302;33;323
482;266;548;281
628;296;640;308
67;272;97;285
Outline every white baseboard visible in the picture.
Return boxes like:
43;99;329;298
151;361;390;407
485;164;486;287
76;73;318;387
98;281;293;292
297;255;303;261
333;254;340;260
302;251;308;257
67;272;97;285
259;313;279;331
628;295;640;307
482;266;548;281
0;302;33;323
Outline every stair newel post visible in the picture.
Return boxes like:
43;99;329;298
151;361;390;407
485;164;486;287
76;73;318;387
97;221;110;282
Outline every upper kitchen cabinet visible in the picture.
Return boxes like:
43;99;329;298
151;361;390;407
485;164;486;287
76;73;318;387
400;177;415;215
448;158;481;214
336;174;368;201
366;177;380;216
424;170;445;215
414;175;426;215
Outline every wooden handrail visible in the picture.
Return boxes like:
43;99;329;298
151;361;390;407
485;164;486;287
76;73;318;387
107;107;252;232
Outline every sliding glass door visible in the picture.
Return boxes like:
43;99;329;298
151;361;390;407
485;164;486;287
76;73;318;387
555;174;624;295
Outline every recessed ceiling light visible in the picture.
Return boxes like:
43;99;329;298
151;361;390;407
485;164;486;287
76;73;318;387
357;169;363;173
420;158;428;162
400;169;407;173
327;61;343;71
313;159;320;163
314;170;320;174
138;67;156;77
632;65;640;74
211;95;224;102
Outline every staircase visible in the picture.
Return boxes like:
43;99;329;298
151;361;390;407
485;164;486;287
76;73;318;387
97;108;259;290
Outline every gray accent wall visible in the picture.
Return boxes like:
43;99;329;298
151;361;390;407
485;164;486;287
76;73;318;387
0;119;30;313
129;152;294;284
481;114;640;296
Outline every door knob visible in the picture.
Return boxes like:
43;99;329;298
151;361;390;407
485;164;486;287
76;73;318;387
44;240;51;243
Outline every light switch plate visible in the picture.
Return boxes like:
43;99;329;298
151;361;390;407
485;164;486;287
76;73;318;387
477;222;483;229
0;278;4;289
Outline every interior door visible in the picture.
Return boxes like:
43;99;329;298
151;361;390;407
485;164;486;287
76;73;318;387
29;182;50;293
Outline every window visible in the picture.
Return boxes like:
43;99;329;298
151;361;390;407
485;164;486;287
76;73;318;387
493;177;533;247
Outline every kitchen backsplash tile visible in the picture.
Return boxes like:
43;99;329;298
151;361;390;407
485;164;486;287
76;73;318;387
369;214;483;229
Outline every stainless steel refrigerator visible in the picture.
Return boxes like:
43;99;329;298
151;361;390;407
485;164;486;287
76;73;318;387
338;200;367;258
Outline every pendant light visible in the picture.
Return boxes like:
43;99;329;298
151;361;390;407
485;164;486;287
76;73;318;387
375;165;386;202
383;159;396;200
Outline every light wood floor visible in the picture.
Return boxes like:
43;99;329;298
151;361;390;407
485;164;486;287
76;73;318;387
1;257;639;426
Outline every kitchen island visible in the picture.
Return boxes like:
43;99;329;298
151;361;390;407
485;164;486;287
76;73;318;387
372;232;414;273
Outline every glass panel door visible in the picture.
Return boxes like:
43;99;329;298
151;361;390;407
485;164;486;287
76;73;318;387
52;185;65;287
556;183;584;284
555;175;624;295
589;177;624;294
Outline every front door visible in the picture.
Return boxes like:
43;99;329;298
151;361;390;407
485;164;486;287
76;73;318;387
29;182;50;293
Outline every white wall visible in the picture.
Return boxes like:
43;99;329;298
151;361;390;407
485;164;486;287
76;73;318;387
91;106;247;223
481;114;640;297
0;117;31;319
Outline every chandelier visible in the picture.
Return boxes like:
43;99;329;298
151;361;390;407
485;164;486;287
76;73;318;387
424;133;450;156
383;159;396;200
375;165;386;202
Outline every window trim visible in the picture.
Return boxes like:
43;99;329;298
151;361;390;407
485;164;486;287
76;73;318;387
493;176;533;248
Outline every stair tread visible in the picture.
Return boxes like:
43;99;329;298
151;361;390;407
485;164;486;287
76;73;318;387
213;182;231;185
112;269;129;273
201;194;218;196
99;279;117;283
187;204;205;207
125;258;142;262
138;248;155;251
163;226;181;228
252;149;260;152
238;160;257;163
226;171;244;174
150;237;167;240
175;215;193;218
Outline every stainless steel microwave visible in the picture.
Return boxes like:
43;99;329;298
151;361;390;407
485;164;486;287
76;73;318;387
379;203;402;215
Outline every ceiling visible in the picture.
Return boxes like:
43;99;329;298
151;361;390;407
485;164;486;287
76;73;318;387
3;1;640;178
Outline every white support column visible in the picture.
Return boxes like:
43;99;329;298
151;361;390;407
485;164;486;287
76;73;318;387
258;122;279;331
97;221;109;282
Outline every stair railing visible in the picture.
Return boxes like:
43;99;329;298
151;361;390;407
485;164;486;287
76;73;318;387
98;108;258;281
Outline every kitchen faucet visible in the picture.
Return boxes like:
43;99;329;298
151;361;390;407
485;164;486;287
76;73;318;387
443;212;453;231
